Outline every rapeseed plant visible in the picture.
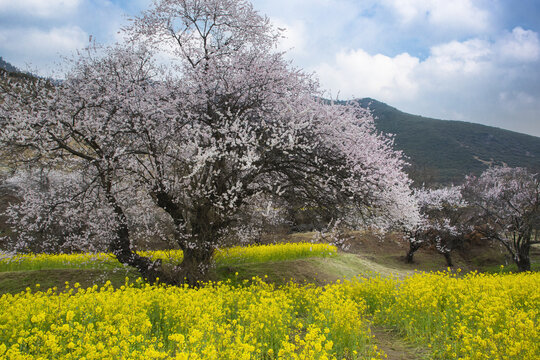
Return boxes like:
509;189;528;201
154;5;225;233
0;278;383;360
344;271;540;360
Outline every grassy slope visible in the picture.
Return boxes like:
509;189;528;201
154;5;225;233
0;254;370;295
214;252;409;287
3;232;538;295
0;268;139;295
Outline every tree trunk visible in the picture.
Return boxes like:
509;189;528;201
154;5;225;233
108;204;163;283
516;256;531;272
443;252;453;267
175;246;215;286
152;191;220;286
406;242;421;263
103;182;164;283
515;243;531;272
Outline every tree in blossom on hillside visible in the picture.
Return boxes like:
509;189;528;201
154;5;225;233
463;166;540;272
405;186;470;266
0;0;419;285
0;46;172;279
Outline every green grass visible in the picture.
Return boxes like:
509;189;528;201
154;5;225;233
482;262;540;274
1;237;538;295
214;253;373;286
0;253;368;294
0;243;339;294
0;268;138;295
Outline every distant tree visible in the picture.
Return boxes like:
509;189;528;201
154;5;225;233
3;169;114;254
1;0;418;285
405;186;470;266
463;166;540;272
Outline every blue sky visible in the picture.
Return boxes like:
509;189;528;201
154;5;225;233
1;0;539;137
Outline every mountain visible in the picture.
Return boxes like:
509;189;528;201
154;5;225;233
0;56;56;84
0;57;19;73
355;98;540;185
0;56;39;83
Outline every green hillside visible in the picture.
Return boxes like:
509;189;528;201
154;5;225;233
355;98;540;185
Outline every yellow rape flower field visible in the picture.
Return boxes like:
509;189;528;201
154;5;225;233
0;243;539;360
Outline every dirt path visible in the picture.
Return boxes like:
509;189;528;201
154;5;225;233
370;325;430;360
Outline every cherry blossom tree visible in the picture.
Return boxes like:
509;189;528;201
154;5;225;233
0;45;170;280
405;186;470;266
3;168;115;254
463;166;540;272
1;0;418;284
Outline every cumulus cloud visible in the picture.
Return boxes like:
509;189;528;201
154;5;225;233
0;26;88;74
252;0;365;63
315;49;419;101
313;27;540;136
272;19;308;57
497;27;540;62
0;0;81;18
423;39;493;75
0;26;87;55
316;27;539;97
0;0;134;76
383;0;491;33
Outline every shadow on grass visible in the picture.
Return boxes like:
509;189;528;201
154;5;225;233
0;268;139;295
1;253;380;294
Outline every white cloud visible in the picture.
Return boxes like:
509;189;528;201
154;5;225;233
0;26;88;74
272;19;308;56
423;38;492;74
0;0;81;18
383;0;490;33
0;26;87;54
315;49;420;101
497;27;540;62
316;28;540;99
251;0;364;64
499;91;536;106
315;36;494;101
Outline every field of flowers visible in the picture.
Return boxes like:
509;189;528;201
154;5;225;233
0;278;384;360
0;243;539;359
367;271;540;360
0;242;337;272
